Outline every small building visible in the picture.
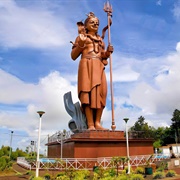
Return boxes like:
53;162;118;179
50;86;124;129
159;144;180;157
159;146;170;155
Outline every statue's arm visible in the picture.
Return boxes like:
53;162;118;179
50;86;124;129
71;34;87;60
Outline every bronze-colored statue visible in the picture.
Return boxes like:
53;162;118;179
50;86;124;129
71;12;113;130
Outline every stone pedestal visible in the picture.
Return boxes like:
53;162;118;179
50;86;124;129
47;130;154;158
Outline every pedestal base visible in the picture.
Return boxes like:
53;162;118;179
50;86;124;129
47;130;153;158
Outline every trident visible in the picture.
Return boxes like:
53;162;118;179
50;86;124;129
104;1;116;131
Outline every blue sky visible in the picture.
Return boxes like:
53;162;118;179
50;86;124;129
0;0;180;153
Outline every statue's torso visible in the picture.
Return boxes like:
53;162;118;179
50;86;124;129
81;36;104;58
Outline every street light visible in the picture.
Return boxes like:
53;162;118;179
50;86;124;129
175;132;179;157
9;131;14;158
57;131;65;159
36;111;45;177
123;118;130;174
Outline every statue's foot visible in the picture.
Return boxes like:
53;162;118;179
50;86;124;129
88;126;96;130
95;123;108;130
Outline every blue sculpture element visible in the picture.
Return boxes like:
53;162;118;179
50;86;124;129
63;91;87;133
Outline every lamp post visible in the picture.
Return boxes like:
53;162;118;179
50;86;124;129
57;131;65;159
123;118;130;174
9;131;14;158
36;111;45;177
175;132;179;157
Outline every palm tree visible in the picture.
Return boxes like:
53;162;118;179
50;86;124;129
111;156;129;176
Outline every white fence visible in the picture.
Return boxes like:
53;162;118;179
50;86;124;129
17;154;170;170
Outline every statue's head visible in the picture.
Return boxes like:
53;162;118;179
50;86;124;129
84;12;99;34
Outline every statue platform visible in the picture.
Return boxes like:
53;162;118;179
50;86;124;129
71;130;124;139
46;130;154;158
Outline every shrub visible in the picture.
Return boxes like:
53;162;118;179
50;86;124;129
0;156;12;171
116;175;129;180
0;157;7;171
119;169;127;175
56;172;66;177
108;168;116;177
31;177;44;180
93;166;99;173
65;168;76;179
56;174;69;180
43;173;52;180
130;174;144;180
99;177;115;180
156;167;164;172
134;167;144;174
25;170;34;176
73;170;90;180
157;161;168;171
102;169;114;179
153;171;165;179
166;170;176;177
93;166;106;179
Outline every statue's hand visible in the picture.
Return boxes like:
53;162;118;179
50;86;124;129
107;45;114;53
79;34;87;41
78;34;87;48
104;44;113;58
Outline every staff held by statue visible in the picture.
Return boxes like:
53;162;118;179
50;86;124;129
104;1;116;131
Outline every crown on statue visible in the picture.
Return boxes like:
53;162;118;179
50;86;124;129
86;12;96;18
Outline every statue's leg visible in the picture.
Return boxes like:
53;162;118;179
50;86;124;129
85;106;95;130
95;108;108;130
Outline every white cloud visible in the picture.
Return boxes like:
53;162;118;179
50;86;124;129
156;0;161;6
0;70;78;137
109;64;139;82
0;0;74;49
0;69;39;103
106;54;140;82
172;1;180;21
176;42;180;52
129;42;180;126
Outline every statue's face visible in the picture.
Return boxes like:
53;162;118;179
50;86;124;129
86;17;99;33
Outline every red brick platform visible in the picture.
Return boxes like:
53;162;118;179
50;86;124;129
47;130;154;158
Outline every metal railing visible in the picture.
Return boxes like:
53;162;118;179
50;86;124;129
17;154;171;171
48;131;72;144
128;131;154;139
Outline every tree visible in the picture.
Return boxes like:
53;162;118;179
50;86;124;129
0;149;4;157
130;116;146;131
130;116;154;138
111;156;128;176
171;109;180;142
11;151;18;160
153;140;161;152
1;146;10;156
160;127;175;145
